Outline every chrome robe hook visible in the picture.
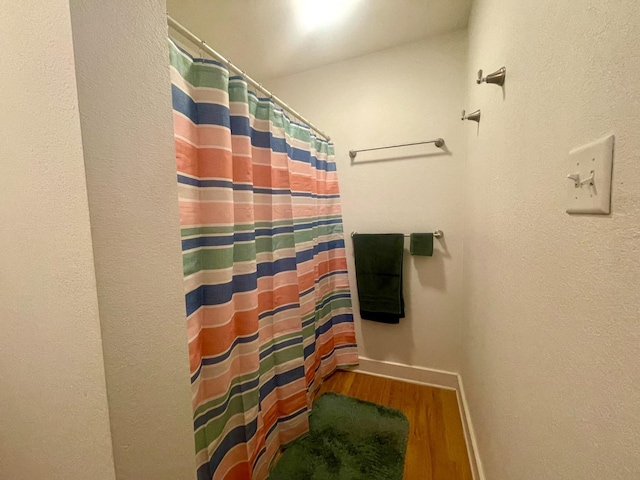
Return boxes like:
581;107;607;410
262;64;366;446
461;109;481;123
477;67;506;86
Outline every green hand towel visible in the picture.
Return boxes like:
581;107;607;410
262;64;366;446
410;233;433;256
352;234;405;324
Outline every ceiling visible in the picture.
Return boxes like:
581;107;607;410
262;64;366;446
167;0;472;80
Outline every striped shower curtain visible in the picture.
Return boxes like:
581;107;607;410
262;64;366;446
169;40;359;480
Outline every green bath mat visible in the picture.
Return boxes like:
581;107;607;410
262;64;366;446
269;393;409;480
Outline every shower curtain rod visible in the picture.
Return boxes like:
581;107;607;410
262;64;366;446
167;15;332;142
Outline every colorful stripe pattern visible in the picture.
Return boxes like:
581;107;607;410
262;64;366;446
169;40;359;480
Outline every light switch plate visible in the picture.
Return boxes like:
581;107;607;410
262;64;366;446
566;134;614;214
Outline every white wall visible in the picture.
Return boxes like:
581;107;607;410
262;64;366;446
69;1;196;479
0;2;116;479
270;31;468;372
463;1;640;479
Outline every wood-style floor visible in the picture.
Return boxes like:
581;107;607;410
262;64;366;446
316;371;473;480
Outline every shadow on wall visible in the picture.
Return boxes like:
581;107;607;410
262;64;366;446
412;236;449;291
358;243;448;361
360;309;416;361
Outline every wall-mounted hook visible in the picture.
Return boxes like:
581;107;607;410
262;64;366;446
477;67;506;86
461;109;481;123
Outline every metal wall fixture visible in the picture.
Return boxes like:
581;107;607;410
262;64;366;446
461;109;481;123
477;67;506;86
349;138;445;160
351;230;444;239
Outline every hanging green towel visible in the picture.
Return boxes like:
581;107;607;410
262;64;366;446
410;233;433;256
352;234;405;324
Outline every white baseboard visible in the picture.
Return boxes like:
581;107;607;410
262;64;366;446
353;356;459;390
456;373;486;480
349;357;485;480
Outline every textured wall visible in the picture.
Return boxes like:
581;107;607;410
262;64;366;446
463;1;640;478
69;1;196;479
269;31;468;372
0;2;116;479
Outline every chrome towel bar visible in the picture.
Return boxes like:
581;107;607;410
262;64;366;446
351;230;443;239
349;138;445;160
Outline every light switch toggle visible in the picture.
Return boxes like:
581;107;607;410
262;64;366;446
580;170;595;186
567;173;580;187
566;171;595;187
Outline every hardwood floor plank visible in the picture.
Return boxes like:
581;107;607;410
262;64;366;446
316;370;472;480
440;389;474;480
429;389;456;479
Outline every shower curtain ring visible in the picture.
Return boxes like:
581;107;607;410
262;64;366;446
198;40;207;62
